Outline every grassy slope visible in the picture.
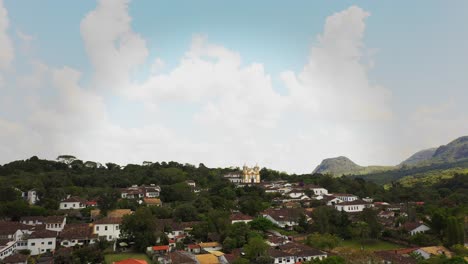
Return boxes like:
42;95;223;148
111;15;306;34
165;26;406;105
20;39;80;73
105;253;152;264
338;240;403;251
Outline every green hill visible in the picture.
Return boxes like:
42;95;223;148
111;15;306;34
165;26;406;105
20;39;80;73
400;148;436;166
313;156;393;177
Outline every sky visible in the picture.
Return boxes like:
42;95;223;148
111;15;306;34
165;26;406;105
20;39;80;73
0;0;467;173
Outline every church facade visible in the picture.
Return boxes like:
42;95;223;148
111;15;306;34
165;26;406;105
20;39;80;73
224;164;261;184
242;165;261;183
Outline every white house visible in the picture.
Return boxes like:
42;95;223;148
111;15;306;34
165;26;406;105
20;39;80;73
93;218;122;241
121;185;161;199
331;193;358;202
334;200;374;212
262;208;303;229
403;222;431;236
230;212;254;224
20;216;66;232
324;197;343;206
413;246;453;260
59;223;98;247
307;185;329;196
270;243;328;263
59;196;87;210
21;189;39;205
288;189;306;199
26;230;57;256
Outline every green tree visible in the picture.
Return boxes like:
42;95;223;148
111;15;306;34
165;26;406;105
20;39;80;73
249;217;275;232
120;207;157;252
305;233;341;250
243;237;269;261
446;217;464;247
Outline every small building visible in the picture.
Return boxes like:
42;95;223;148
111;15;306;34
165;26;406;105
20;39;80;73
58;223;97;247
199;242;222;251
403;222;430;236
330;193;358;202
26;230;57;255
143;198;162;207
152;245;170;255
262;208;304;229
334;200;373;212
230;212;254;224
121;185;161;199
413;246;453;260
93;217;122;241
186;244;201;254
59;196;87;210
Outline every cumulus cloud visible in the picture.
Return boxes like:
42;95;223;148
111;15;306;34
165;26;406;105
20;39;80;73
282;6;392;121
4;2;465;172
80;0;148;91
0;0;14;70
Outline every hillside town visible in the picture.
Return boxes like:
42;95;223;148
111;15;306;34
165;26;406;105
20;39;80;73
0;159;466;264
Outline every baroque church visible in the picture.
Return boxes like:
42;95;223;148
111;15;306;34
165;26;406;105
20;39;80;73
224;164;261;184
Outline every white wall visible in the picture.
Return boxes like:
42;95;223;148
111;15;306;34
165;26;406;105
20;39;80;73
59;202;85;210
27;237;56;255
94;224;120;241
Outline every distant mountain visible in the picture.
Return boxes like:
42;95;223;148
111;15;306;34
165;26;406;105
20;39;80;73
312;156;393;177
354;136;468;185
400;148;437;166
432;136;468;162
313;156;362;176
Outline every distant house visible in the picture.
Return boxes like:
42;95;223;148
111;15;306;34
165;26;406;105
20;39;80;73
59;196;87;210
330;193;358;202
93;217;122;241
323;196;343;206
262;208;304;229
143;198;162;207
305;185;329;196
151;245;170;255
223;172;244;184
26;229;57;255
288;189;306;199
269;242;327;263
20;216;66;232
413;246;453;260
374;249;417;264
334;200;373;212
186;244;202;254
21;189;39;205
230;212;254;224
58;223;97;247
403;222;430;236
121;184;160;199
199;242;222;251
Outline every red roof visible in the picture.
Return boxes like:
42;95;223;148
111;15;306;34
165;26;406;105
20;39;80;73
115;259;148;264
188;244;201;249
152;245;169;251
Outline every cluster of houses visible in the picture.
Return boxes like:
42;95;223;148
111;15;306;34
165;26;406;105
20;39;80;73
0;174;453;264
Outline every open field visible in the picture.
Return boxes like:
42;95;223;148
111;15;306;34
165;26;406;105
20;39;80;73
337;239;404;251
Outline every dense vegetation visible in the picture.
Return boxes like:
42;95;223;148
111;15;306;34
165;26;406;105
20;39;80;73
0;156;466;263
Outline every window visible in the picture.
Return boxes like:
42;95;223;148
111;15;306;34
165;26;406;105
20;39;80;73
48;241;52;245
73;203;76;207
41;242;44;245
105;226;108;231
30;242;35;246
64;204;67;208
109;235;112;239
116;225;119;230
96;226;99;231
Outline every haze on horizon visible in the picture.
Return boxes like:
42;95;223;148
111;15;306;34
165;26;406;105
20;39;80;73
0;0;467;173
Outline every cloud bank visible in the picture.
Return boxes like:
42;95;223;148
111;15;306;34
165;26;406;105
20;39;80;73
0;1;466;173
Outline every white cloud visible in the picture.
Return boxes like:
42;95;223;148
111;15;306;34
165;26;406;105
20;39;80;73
282;6;392;121
0;0;14;70
80;0;148;91
4;2;467;173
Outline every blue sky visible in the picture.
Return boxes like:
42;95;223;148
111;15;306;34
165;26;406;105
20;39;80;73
0;0;467;172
